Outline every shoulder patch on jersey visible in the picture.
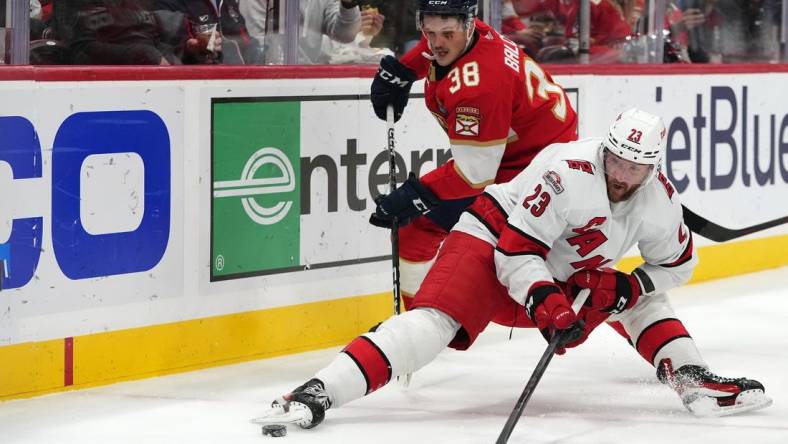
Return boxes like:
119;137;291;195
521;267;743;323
542;170;564;194
455;114;480;136
565;159;594;175
456;106;480;116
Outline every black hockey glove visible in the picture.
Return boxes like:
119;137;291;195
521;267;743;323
370;55;417;123
369;172;440;229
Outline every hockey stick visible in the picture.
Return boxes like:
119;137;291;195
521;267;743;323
386;105;402;317
386;106;412;387
496;289;591;444
682;205;788;243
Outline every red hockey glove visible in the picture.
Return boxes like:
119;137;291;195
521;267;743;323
555;269;643;352
525;282;582;354
566;268;642;314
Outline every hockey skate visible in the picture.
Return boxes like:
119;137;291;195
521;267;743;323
657;359;772;417
251;379;331;429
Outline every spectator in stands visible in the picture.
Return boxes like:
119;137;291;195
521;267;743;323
240;0;360;64
40;0;52;22
322;4;393;64
501;0;544;58
30;0;49;40
31;0;41;20
53;0;178;65
561;0;635;62
675;0;730;62
358;0;419;57
154;0;252;64
509;0;636;63
721;0;779;62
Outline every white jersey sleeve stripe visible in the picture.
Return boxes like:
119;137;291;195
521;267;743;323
450;142;506;187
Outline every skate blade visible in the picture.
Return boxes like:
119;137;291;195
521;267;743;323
688;391;773;418
250;408;308;425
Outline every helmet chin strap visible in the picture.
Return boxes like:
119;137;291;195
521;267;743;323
462;21;476;52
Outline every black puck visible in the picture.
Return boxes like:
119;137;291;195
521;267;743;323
262;424;287;437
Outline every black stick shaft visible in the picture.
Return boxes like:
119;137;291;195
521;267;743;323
683;205;788;243
496;289;590;444
495;331;562;444
386;106;401;315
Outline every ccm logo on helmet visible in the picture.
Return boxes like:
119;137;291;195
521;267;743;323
428;1;449;4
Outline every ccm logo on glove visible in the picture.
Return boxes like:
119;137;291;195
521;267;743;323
369;172;440;228
378;68;411;87
371;55;417;122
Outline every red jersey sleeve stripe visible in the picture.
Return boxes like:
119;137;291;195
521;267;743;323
342;336;392;395
660;233;694;268
496;223;550;258
466;193;509;237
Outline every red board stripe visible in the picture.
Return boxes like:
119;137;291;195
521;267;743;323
2;64;788;82
64;337;74;386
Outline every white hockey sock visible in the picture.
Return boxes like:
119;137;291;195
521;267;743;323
315;352;367;408
315;308;460;408
615;292;706;369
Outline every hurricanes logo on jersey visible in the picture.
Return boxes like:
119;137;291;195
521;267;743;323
565;159;594;175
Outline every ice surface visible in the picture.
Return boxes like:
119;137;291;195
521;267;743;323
1;267;787;443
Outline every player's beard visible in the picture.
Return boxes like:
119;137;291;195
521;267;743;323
606;175;641;202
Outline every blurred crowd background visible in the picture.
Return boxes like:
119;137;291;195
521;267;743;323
0;0;785;66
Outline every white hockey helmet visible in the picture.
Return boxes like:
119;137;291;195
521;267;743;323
601;108;667;181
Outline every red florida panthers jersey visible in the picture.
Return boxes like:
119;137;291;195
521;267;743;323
400;19;578;200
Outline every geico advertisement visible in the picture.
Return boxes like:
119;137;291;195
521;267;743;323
0;85;184;343
558;73;788;230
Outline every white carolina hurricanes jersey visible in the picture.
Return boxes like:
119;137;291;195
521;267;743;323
455;137;697;305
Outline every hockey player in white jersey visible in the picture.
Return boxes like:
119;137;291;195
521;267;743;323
261;108;771;429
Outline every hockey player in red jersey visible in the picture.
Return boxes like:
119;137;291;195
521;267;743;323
263;109;770;429
368;0;577;313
